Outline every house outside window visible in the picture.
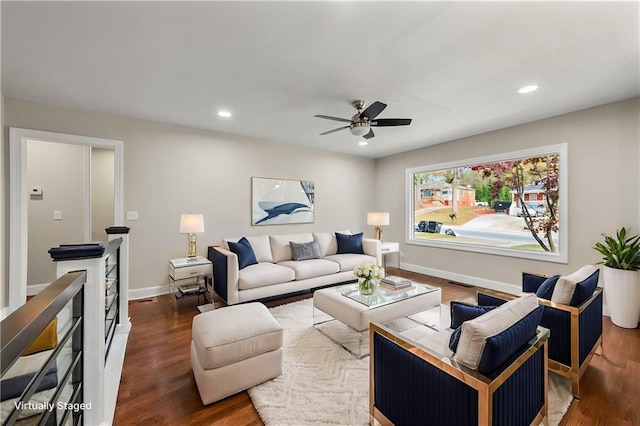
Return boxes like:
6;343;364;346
407;144;567;263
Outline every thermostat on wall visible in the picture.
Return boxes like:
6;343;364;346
30;186;43;196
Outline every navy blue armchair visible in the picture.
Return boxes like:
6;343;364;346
370;294;550;426
479;271;603;398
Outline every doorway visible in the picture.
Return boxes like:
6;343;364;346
9;128;123;314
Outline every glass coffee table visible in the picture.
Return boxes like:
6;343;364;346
313;282;442;358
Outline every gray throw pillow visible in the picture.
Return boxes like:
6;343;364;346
290;240;321;261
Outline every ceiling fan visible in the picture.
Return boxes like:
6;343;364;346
315;100;412;140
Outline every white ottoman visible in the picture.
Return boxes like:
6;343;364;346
191;302;283;404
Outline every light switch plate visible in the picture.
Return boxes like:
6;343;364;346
127;211;139;221
53;210;62;220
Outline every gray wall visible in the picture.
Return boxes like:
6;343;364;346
3;97;376;295
375;98;640;289
1;94;6;311
27;140;86;285
91;147;115;241
2;96;638;302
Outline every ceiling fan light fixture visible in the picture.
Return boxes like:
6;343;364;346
350;123;370;137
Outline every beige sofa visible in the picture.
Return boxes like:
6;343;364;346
207;231;381;305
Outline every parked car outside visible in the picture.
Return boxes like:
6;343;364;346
513;203;547;217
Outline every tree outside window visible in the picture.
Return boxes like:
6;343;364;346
407;144;567;263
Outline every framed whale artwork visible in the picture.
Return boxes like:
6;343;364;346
251;177;315;225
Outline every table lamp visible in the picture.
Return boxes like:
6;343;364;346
180;213;205;257
367;212;390;241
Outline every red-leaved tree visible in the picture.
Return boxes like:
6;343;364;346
471;155;559;252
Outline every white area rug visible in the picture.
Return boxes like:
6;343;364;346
248;298;573;426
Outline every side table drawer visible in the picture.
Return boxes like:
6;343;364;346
170;263;212;280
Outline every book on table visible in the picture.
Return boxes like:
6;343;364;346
380;282;412;290
381;276;412;286
380;276;412;290
178;283;203;295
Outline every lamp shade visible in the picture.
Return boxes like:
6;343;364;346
367;212;390;226
180;213;204;233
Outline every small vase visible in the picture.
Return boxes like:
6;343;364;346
358;277;378;295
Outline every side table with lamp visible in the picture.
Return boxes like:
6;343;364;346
169;213;214;313
367;212;399;269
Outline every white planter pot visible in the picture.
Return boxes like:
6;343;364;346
602;265;640;328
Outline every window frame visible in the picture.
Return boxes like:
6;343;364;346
405;143;568;264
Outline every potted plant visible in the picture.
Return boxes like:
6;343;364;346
593;227;640;328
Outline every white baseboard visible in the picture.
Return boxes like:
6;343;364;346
26;281;169;302
400;261;521;294
0;306;10;320
29;281;169;302
27;282;50;295
400;261;611;317
128;285;170;301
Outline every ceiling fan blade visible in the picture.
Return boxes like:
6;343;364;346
314;114;352;123
363;129;375;139
359;101;387;121
370;118;412;127
319;125;350;136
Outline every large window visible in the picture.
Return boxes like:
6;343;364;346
406;144;567;263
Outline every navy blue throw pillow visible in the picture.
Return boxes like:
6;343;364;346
228;237;258;270
569;269;600;307
450;301;496;329
448;325;463;353
335;232;365;254
535;275;560;300
477;306;544;376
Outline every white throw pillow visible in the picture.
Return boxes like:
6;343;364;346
270;233;314;263
550;265;598;304
313;230;351;257
453;293;538;371
223;236;273;263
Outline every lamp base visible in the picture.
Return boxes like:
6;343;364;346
187;233;197;257
375;226;383;242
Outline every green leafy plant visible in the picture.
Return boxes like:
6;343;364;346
593;227;640;271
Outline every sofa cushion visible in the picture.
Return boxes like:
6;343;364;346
336;232;365;254
450;301;497;329
453;293;538;371
290;240;321;261
551;265;598;305
323;253;377;272
278;259;340;280
1;363;58;401
535;275;560;300
224;236;273;263
313;230;350;257
23;318;57;356
238;263;295;290
228;237;258;270
270;233;314;263
569;268;600;307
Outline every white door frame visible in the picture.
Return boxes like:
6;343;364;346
9;128;124;313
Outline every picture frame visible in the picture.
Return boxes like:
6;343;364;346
251;177;315;225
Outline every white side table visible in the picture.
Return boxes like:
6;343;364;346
381;242;400;270
169;256;213;312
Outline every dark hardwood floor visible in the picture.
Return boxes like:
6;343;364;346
113;268;640;425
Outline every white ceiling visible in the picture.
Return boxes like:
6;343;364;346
2;1;639;158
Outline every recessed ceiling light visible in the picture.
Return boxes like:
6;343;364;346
358;141;368;146
518;85;539;94
217;111;232;118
